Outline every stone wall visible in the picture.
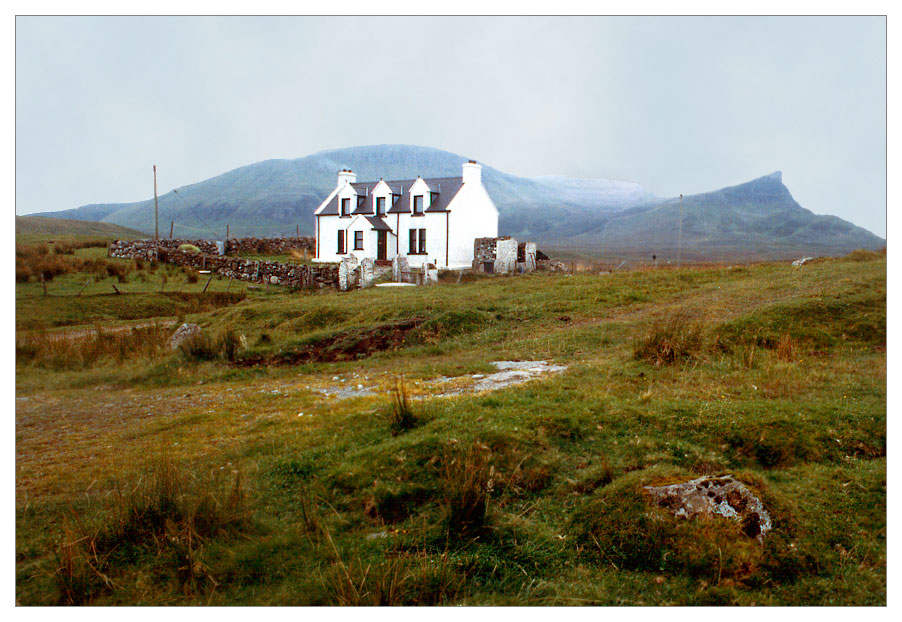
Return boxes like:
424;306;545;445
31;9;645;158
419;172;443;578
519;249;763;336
109;239;338;289
473;237;497;269
225;237;315;255
106;237;315;258
473;237;540;274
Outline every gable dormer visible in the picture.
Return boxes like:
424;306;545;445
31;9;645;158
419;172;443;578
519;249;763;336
408;177;430;216
370;180;392;217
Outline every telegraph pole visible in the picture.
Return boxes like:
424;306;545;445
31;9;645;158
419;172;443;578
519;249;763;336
677;193;683;268
153;165;160;241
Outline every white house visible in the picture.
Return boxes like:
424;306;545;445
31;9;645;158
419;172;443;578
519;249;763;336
313;161;498;269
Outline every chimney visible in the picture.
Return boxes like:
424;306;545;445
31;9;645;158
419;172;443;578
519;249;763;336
462;160;481;185
337;169;357;187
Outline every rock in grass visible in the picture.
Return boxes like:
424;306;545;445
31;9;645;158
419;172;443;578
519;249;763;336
643;475;772;542
169;323;201;350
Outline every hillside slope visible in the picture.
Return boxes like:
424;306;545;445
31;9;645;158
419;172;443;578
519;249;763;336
15;215;146;241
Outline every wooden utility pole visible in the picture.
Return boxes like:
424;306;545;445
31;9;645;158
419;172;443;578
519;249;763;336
677;193;683;268
297;224;300;239
170;221;174;239
153;165;159;241
226;224;230;241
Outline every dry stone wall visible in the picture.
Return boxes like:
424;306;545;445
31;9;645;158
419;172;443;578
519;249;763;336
107;237;315;258
109;239;338;289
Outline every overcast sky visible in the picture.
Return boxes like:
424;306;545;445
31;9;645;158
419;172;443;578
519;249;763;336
15;15;886;237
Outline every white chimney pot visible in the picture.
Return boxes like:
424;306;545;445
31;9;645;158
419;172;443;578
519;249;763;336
462;161;481;185
337;169;357;187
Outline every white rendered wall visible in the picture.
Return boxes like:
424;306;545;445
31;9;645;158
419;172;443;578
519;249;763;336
314;182;359;263
444;180;499;269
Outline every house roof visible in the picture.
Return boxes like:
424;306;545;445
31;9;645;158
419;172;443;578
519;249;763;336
364;216;393;231
321;176;465;216
373;176;464;214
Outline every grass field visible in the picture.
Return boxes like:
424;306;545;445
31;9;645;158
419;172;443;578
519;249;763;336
14;241;886;606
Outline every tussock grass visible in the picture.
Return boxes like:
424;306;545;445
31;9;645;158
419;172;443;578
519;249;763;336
178;325;245;363
320;543;464;605
633;313;708;366
16;324;170;370
51;456;252;604
387;377;419;435
442;443;495;539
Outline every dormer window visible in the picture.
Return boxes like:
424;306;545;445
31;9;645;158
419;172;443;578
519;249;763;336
413;195;424;215
341;198;350;217
376;197;386;216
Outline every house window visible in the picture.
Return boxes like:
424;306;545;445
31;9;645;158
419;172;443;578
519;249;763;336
354;231;363;250
341;198;350;217
376;197;386;216
337;230;345;254
408;228;426;254
413;195;423;215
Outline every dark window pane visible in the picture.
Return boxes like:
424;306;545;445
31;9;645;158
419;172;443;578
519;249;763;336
337;230;345;254
418;229;426;253
354;231;363;250
413;195;423;214
377;197;385;215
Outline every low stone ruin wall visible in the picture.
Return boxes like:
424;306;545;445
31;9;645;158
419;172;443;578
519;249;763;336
109;239;337;289
473;237;538;274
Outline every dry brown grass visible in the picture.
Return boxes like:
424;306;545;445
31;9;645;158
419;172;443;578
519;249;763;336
16;324;170;370
633;313;708;366
320;539;464;605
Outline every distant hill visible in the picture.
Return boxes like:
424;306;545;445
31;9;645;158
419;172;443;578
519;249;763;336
546;172;885;261
32;144;884;259
15;215;146;242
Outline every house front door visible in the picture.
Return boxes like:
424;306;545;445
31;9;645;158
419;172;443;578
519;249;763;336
377;230;387;261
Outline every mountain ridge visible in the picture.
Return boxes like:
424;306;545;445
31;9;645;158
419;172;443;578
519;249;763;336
31;144;883;259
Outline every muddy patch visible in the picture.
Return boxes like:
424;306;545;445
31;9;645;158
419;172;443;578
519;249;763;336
236;317;425;366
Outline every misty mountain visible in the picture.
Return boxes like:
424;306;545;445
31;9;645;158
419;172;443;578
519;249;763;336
35;144;883;259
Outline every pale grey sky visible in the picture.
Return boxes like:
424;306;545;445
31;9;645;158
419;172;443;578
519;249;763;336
15;15;886;237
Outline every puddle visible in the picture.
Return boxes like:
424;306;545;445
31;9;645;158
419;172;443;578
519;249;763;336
433;360;567;396
310;360;567;401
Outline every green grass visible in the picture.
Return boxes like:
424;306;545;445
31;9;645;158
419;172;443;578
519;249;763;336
15;251;885;605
